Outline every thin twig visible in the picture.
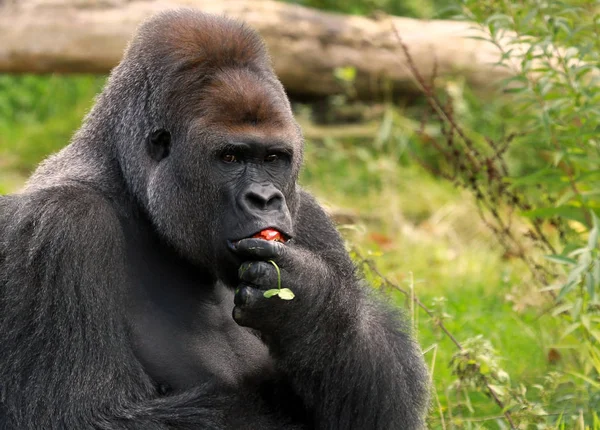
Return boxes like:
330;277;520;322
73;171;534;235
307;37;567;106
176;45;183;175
392;20;559;297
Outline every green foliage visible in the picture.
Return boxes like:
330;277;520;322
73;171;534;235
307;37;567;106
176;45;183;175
450;335;510;392
0;74;105;174
281;0;456;19
407;0;600;426
463;1;600;232
467;1;600;424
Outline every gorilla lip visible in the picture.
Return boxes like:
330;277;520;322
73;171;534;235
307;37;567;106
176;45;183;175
252;228;286;242
229;228;290;249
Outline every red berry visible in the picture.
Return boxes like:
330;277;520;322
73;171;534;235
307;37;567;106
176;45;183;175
253;228;285;242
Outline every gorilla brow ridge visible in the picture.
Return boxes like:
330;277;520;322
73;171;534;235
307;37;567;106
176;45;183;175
199;68;289;128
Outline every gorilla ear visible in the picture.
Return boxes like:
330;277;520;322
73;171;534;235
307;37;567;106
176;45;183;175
147;129;172;161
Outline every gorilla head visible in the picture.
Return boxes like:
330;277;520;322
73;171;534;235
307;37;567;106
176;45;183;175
100;11;303;279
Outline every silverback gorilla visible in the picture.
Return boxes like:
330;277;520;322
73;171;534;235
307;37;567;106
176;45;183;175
0;10;428;429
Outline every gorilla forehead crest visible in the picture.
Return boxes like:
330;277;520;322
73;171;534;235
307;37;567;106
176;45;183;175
138;9;269;71
129;9;295;134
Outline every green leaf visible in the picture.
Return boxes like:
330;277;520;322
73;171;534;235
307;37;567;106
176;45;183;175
586;272;596;301
544;254;577;266
522;206;587;224
560;322;582;339
557;280;578;302
575;64;595;79
593;260;600;301
581;314;591;332
503;86;529;94
509;168;560;186
567;371;600;389
590;330;600;344
277;288;295;300
487;384;506;397
566;260;588;286
552;302;573;317
263;289;280;299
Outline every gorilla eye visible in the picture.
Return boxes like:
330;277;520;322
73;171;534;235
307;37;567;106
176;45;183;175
264;154;279;163
221;153;237;163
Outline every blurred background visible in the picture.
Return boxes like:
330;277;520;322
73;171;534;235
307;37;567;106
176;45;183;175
2;0;600;428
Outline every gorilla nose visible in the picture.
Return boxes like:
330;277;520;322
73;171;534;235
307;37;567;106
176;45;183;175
242;184;284;212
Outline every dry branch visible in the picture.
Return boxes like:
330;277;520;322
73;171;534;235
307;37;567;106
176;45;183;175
1;0;516;100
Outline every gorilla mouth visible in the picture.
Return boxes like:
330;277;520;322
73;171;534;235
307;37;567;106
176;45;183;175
251;228;288;242
228;228;291;249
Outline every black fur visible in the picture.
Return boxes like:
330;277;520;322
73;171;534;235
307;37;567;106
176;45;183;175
0;10;428;429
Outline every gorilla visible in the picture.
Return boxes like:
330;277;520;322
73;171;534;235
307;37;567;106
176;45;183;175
0;9;428;430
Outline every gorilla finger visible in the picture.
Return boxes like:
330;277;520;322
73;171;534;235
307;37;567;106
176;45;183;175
232;238;284;260
232;289;273;329
232;306;248;326
233;306;264;328
238;261;278;287
238;262;253;279
234;285;265;308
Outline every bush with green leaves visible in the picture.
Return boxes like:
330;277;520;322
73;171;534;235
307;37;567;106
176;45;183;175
0;74;105;173
408;0;600;426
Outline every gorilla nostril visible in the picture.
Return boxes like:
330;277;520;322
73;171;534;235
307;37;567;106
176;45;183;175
244;187;283;211
247;192;266;208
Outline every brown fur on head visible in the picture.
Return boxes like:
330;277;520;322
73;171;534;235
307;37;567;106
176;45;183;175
136;9;271;75
198;67;298;135
124;9;298;140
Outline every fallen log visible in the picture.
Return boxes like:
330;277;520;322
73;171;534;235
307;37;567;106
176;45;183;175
0;0;515;100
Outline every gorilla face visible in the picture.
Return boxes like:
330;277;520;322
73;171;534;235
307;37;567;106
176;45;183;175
109;13;304;281
142;83;302;282
144;130;300;281
214;137;296;281
214;138;295;242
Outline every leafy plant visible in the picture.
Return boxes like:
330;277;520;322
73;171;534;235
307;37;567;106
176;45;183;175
400;0;600;425
263;260;295;300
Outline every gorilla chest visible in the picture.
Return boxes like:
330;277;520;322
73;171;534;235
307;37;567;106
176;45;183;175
124;237;272;391
129;299;272;392
128;283;273;391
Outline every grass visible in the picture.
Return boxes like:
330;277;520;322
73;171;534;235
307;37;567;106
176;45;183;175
303;133;566;427
0;75;579;428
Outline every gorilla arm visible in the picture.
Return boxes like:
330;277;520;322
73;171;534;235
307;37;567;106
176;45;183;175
233;191;429;430
0;186;304;430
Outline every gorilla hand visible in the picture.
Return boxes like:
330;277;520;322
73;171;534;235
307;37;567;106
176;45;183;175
228;214;428;429
232;238;333;338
